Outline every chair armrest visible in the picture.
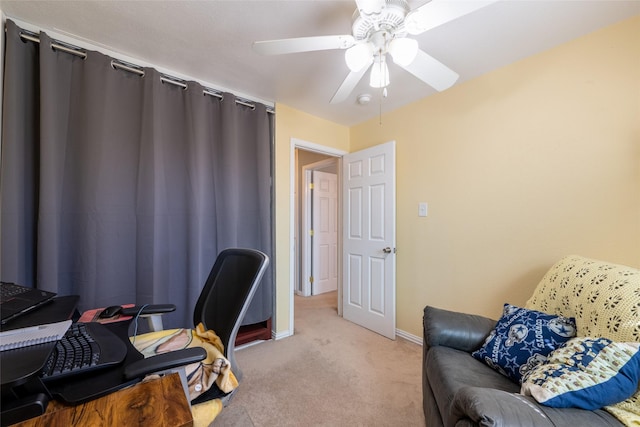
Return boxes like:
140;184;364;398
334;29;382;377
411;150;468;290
423;306;496;352
120;305;175;331
120;304;176;316
123;347;206;380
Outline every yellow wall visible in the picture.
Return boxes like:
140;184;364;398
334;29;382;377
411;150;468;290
274;16;640;339
273;104;349;334
350;16;640;337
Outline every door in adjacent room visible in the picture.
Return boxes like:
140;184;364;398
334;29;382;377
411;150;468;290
311;170;338;295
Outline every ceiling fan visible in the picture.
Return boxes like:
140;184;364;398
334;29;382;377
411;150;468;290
253;0;496;104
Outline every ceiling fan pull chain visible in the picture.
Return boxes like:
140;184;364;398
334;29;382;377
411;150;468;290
378;88;383;126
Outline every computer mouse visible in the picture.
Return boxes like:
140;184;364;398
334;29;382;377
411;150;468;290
98;305;122;318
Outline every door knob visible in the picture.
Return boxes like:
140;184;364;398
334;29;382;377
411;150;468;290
382;247;392;254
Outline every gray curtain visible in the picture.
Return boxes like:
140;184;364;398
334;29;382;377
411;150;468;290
0;20;273;328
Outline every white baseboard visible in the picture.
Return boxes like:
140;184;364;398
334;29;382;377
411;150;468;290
273;329;293;340
396;329;423;346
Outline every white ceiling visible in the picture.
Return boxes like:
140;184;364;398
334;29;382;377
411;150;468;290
1;1;638;126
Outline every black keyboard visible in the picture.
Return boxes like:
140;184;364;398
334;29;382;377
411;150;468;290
0;282;29;302
40;322;127;381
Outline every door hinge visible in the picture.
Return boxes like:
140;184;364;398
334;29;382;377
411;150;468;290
309;276;314;283
309;183;314;189
309;229;314;236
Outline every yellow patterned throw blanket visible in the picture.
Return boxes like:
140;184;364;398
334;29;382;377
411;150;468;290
131;323;238;425
525;255;640;426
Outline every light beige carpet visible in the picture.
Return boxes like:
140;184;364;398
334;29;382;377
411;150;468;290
213;291;425;426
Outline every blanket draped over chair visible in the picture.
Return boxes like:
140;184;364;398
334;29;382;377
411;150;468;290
132;323;239;424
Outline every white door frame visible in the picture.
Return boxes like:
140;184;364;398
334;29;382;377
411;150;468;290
300;158;338;297
289;138;347;335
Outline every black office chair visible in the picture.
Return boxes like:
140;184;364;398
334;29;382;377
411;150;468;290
193;248;269;380
144;247;270;404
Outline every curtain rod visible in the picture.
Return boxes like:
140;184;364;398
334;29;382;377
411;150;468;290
17;29;274;114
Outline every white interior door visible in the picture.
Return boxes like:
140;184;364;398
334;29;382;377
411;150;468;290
312;170;338;295
343;141;396;339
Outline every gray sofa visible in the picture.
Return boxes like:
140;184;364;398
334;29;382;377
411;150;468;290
422;305;623;426
422;255;640;427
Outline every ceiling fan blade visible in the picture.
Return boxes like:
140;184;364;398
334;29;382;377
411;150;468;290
330;66;369;104
355;0;386;16
399;49;459;92
405;0;498;35
253;35;355;55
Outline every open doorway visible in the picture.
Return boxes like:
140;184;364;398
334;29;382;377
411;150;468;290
289;139;396;340
289;138;347;336
295;149;338;297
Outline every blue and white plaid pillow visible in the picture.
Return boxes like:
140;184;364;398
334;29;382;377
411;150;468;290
472;303;577;384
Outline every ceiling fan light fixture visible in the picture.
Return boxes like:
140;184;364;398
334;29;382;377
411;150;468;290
345;43;373;72
388;37;418;66
369;57;390;88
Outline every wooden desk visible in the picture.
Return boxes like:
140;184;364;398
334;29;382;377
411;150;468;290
13;373;192;427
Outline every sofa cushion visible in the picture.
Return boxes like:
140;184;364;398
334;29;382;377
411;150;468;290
471;303;576;384
521;337;640;410
525;255;640;342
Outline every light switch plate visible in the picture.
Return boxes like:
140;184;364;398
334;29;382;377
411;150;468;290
419;202;428;217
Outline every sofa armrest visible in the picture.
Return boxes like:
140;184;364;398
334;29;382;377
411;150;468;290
423;306;496;352
452;386;623;427
452;387;555;427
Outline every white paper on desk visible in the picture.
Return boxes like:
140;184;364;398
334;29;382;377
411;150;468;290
0;319;71;351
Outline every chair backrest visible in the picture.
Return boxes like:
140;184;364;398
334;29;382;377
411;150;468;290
193;248;269;377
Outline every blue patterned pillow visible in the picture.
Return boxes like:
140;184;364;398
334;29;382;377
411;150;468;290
521;337;640;409
472;304;577;384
